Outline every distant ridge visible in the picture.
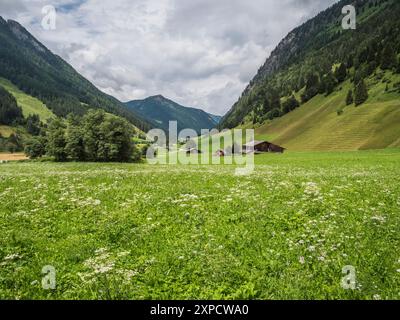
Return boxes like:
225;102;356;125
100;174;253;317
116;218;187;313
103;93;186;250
126;95;220;134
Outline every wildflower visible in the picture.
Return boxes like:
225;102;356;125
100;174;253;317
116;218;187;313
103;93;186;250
308;246;316;252
117;251;130;258
3;253;21;261
299;256;305;264
94;263;115;274
303;182;321;197
371;216;386;223
95;248;108;255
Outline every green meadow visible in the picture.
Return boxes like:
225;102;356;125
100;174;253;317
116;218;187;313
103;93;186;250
1;149;400;300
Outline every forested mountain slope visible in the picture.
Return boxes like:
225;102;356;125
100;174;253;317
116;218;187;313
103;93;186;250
253;73;400;151
126;95;220;134
0;17;150;131
220;0;400;151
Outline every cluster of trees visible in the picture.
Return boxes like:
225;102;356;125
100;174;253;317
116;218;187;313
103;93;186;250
0;132;23;153
25;110;140;162
0;86;46;152
0;86;23;125
249;61;358;124
221;0;400;128
0;84;143;161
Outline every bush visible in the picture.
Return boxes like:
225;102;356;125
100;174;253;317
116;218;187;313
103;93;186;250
282;95;300;113
26;114;42;136
266;108;281;120
25;137;46;159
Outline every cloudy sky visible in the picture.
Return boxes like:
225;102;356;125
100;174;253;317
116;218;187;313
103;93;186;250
1;0;338;115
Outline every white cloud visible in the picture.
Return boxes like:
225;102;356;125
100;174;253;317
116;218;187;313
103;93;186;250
2;0;338;115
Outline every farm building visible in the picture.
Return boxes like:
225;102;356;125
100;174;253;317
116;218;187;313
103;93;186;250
243;140;286;154
186;148;202;155
215;149;225;157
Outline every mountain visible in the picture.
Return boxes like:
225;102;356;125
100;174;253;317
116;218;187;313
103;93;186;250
0;16;150;131
125;95;220;134
220;0;400;150
208;113;222;125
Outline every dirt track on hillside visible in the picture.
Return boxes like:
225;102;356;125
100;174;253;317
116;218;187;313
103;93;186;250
0;153;28;161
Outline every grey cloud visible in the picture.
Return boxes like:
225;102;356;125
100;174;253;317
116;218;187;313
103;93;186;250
1;0;339;115
0;0;27;15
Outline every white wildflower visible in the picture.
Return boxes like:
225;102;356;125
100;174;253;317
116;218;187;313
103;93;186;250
3;253;21;261
303;182;321;197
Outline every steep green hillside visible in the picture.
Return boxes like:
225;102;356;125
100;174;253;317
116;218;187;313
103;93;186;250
254;71;400;151
0;17;150;131
0;77;54;121
220;0;400;151
126;95;219;134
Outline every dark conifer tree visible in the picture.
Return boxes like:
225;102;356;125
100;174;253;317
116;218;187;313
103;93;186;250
354;80;369;106
381;43;397;70
346;89;354;105
334;63;347;83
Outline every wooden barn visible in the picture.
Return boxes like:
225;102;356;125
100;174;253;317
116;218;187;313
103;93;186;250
186;148;202;155
215;149;225;157
242;140;286;154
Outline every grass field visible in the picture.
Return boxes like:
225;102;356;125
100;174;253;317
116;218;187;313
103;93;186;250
0;150;400;300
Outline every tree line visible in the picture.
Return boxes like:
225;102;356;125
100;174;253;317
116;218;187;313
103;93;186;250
25;110;141;162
